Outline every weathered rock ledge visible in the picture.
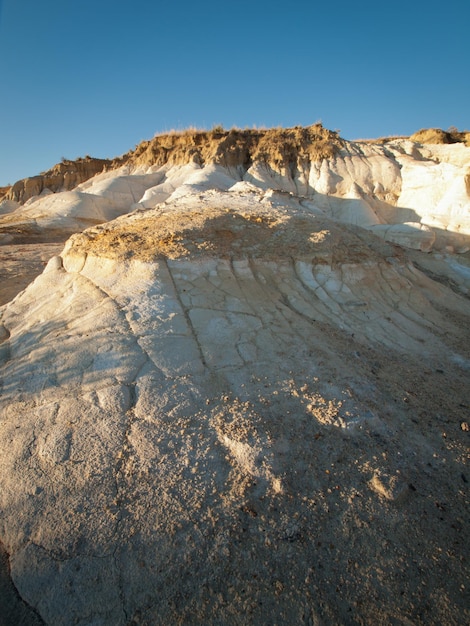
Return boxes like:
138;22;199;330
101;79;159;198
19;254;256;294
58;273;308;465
4;157;112;204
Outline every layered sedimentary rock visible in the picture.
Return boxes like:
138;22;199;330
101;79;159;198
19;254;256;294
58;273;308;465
0;126;469;625
4;156;112;204
1;125;469;252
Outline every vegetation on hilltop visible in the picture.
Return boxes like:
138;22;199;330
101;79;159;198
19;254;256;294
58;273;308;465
410;127;470;146
3;125;469;205
114;123;344;171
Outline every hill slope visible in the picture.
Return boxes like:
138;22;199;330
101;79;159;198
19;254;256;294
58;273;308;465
1;124;469;254
0;125;469;625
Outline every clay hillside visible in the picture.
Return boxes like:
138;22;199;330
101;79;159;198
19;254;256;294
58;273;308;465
0;124;469;625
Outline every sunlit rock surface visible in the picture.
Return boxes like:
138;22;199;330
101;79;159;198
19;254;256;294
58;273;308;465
0;127;469;625
1;125;469;251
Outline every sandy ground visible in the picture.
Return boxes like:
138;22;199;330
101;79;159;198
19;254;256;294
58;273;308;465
0;244;65;306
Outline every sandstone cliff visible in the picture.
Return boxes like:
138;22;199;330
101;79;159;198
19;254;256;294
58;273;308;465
2;124;469;253
410;127;470;146
4;125;342;206
0;186;11;200
5;124;469;208
0;124;469;625
116;123;343;171
4;156;112;204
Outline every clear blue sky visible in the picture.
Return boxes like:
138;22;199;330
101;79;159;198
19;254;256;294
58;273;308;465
0;0;468;186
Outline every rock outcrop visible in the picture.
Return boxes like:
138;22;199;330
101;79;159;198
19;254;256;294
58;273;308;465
1;125;469;252
4;156;112;204
410;127;470;146
0;186;11;201
0;126;469;625
117;123;342;170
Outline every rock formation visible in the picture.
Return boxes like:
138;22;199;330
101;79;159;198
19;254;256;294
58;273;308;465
410;127;470;146
3;156;112;205
0;125;469;625
1;124;469;252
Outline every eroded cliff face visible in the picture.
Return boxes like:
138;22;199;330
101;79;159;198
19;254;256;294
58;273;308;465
6;124;470;208
4;157;112;204
0;125;469;625
4;125;342;206
117;123;343;171
0;186;11;200
410;127;470;146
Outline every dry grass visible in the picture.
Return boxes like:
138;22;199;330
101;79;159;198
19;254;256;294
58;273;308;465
158;126;206;136
354;135;408;144
410;127;470;146
67;201;381;266
117;123;343;172
251;124;341;167
355;127;470;147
